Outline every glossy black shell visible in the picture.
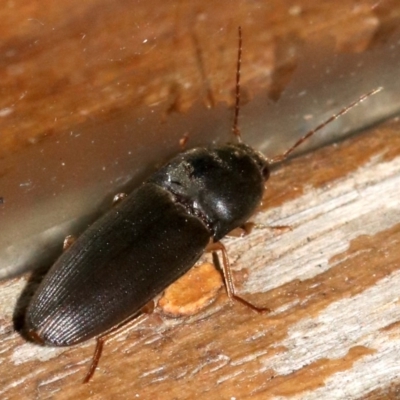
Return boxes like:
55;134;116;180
150;143;267;240
25;143;267;346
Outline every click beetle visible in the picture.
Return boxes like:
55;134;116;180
24;27;381;382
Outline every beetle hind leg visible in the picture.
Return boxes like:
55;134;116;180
83;337;104;383
82;309;152;383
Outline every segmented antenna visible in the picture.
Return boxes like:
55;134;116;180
270;87;383;164
232;26;243;143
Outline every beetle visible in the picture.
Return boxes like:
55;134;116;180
24;27;381;382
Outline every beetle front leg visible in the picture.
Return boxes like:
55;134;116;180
207;242;270;313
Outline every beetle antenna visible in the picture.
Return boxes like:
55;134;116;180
270;87;383;164
232;26;243;143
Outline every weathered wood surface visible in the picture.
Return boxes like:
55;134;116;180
1;120;400;399
2;1;400;399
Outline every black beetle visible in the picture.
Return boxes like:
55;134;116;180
24;27;381;382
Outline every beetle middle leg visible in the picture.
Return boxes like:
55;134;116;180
207;242;270;313
254;224;292;234
228;222;292;238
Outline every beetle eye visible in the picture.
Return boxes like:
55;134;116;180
262;166;270;180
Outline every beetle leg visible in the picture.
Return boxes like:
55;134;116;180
228;223;292;238
112;192;128;206
227;222;256;237
258;224;292;234
141;299;155;315
83;337;104;383
63;235;76;251
207;242;270;313
83;309;152;383
179;132;189;150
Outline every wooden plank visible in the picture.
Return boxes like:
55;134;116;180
1;119;400;399
2;1;400;399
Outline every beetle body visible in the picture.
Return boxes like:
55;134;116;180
25;143;268;346
24;26;380;378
